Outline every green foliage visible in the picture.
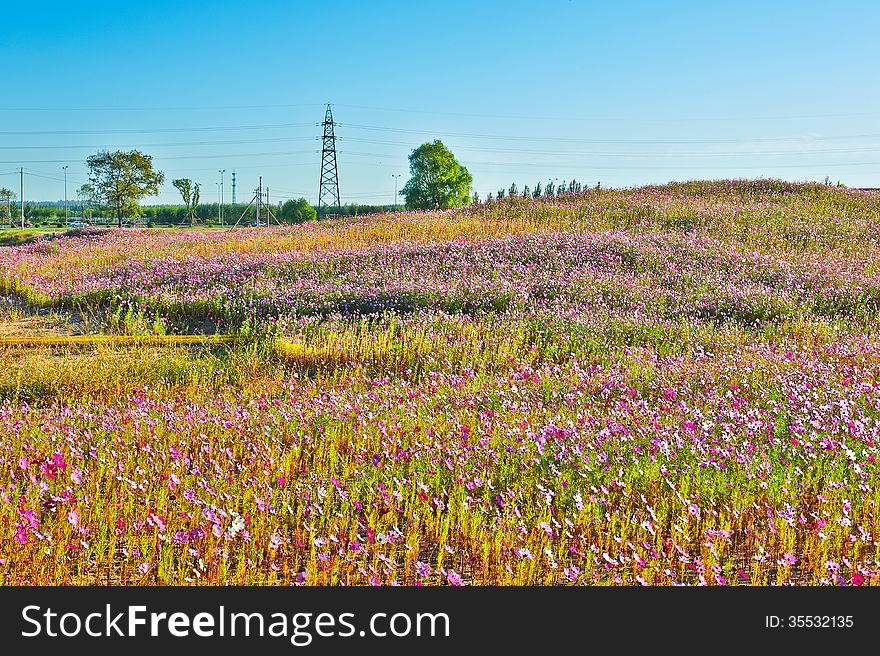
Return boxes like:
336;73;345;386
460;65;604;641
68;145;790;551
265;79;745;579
172;178;200;225
0;188;14;223
401;140;473;210
279;197;317;224
314;203;396;218
86;150;165;227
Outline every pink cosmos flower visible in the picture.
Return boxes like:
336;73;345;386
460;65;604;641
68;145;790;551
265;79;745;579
447;570;464;586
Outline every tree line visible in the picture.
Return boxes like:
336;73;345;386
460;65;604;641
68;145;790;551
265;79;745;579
475;178;594;204
3;141;596;228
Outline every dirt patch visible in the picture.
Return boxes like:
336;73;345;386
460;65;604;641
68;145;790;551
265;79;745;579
0;295;90;336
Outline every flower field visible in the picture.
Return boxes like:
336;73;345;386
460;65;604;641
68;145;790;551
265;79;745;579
1;179;879;585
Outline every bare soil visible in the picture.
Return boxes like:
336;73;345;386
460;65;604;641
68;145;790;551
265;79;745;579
0;294;90;337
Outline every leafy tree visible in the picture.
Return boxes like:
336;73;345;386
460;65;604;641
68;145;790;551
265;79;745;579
545;180;555;196
85;150;165;227
508;182;518;197
522;184;530;197
472;191;481;204
77;184;95;223
0;188;14;224
533;182;542;197
400;140;472;210
497;188;505;199
279;197;317;224
172;178;200;226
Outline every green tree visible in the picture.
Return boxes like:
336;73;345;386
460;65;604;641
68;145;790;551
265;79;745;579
77;184;95;223
86;150;165;227
533;182;542;197
172;178;200;226
522;184;530;197
400;140;472;210
279;197;317;224
508;182;518;197
0;188;14;224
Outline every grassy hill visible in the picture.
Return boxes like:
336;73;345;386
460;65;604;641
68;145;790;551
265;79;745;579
0;180;878;585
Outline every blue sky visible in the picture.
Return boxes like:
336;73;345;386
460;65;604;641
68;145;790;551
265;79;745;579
1;0;879;205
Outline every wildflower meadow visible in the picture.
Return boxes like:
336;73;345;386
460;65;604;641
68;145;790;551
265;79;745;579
0;179;878;586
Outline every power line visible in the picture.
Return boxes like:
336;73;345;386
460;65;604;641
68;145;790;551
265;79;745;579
0;136;317;150
0;122;313;136
336;103;880;124
454;159;880;171
340;123;880;146
0;100;878;123
0;150;320;164
340;136;880;158
0;103;323;112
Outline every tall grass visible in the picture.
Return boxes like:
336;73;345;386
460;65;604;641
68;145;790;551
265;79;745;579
0;180;879;585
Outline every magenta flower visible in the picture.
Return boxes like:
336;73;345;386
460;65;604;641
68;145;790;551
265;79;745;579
778;552;796;566
447;570;464;586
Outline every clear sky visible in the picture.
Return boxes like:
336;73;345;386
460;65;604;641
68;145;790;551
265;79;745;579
1;0;879;205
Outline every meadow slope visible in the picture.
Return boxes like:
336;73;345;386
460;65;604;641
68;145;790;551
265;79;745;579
0;179;879;585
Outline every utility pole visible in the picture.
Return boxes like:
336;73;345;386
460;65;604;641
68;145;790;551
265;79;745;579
317;104;341;212
19;168;24;229
62;165;69;227
256;177;262;226
231;170;236;206
392;174;401;210
219;169;225;226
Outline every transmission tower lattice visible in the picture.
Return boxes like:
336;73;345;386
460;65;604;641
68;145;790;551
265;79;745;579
317;104;341;210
